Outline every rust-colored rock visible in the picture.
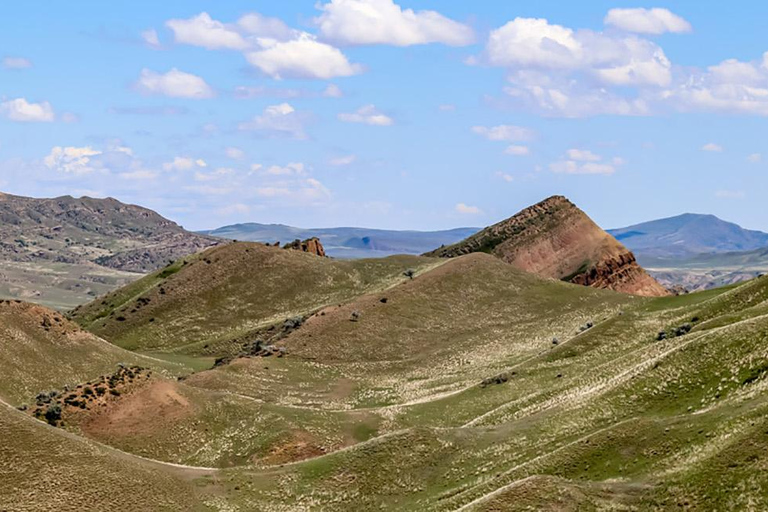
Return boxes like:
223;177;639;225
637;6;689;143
425;196;668;297
283;237;326;257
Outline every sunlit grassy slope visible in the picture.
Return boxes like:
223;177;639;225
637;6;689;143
0;300;191;406
4;246;768;510
69;242;440;356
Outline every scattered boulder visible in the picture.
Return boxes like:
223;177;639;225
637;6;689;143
481;372;514;388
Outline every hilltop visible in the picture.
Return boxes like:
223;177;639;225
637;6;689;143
426;195;668;297
69;242;441;356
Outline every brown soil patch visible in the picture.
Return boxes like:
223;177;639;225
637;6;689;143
80;380;193;438
258;430;327;465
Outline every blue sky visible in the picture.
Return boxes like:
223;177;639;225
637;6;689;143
1;1;767;231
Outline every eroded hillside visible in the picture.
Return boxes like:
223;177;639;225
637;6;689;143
3;242;768;510
426;196;668;297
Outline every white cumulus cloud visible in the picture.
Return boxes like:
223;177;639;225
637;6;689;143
141;29;162;49
134;68;215;99
330;155;356;166
225;147;245;160
246;33;362;80
238;103;310;139
338;104;394;125
315;0;474;47
604;8;692;35
566;149;602;161
504;145;530;156
163;157;208;171
472;125;534;142
166;12;249;50
0;98;55;122
455;203;482;215
44;146;101;175
550;149;622;175
2;57;32;69
701;143;723;152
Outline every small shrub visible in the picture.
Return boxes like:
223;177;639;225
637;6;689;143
403;269;416;280
350;311;361;322
45;404;62;426
283;316;303;331
675;323;692;337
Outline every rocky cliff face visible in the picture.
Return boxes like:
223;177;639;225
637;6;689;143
283;237;326;257
425;196;668;297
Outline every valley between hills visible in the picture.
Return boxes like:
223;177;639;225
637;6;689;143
2;194;768;510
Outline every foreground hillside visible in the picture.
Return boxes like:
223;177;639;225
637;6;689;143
4;237;768;509
426;195;668;297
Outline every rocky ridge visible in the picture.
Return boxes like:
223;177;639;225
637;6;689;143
425;195;668;297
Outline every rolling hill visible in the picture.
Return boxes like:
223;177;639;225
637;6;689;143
6;195;768;509
69;242;441;356
425;195;668;297
0;299;195;406
202;223;478;258
6;248;768;509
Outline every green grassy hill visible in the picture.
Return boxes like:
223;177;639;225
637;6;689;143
69;242;440;356
0;300;194;406
4;241;768;509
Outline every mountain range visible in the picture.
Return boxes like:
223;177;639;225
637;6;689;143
608;213;768;259
201;223;479;259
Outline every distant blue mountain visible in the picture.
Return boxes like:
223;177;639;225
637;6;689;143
200;223;479;259
608;213;768;259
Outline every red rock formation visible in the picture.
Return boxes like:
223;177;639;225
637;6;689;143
283;237;326;257
425;196;668;297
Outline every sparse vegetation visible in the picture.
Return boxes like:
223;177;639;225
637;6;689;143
5;245;768;510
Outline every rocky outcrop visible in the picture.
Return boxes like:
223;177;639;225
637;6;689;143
283;237;326;257
570;251;668;296
425;196;668;297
